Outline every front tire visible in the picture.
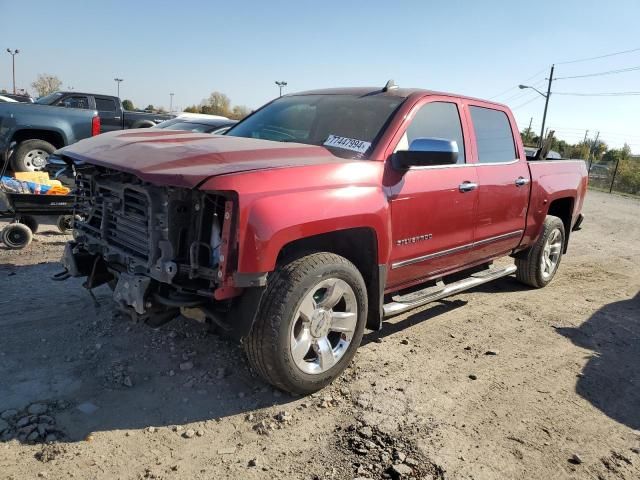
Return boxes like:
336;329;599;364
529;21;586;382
245;252;368;394
516;215;565;288
1;223;33;249
11;139;56;172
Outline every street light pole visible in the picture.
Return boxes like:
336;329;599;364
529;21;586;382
169;93;174;113
275;80;287;97
519;63;554;148
6;48;20;94
114;78;123;97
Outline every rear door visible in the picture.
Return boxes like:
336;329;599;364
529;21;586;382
465;104;530;261
94;96;122;133
385;97;479;289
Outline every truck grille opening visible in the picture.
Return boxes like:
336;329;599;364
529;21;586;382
73;166;232;291
76;175;153;262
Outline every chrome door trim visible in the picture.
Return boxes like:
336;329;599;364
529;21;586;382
391;230;523;270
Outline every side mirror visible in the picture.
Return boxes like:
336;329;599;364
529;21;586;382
393;137;459;170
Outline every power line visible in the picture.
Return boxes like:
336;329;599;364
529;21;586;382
554;91;640;96
554;65;640;80
556;47;640;65
511;95;542;110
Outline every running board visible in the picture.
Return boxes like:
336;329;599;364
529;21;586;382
383;264;517;318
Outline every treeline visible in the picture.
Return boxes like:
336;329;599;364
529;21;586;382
184;91;250;120
521;130;639;195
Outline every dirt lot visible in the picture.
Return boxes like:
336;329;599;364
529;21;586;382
1;189;638;480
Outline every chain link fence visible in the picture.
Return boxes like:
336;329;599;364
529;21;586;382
588;156;640;196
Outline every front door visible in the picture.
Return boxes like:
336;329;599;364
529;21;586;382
386;99;478;290
466;104;530;261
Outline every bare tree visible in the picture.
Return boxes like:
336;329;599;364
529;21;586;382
31;74;63;97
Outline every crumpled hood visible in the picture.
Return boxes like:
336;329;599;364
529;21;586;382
60;129;344;188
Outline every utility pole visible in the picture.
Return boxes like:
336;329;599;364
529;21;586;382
6;48;19;94
169;93;174;113
275;80;287;97
538;64;554;148
526;117;533;144
588;131;600;172
114;78;123;97
582;130;589;161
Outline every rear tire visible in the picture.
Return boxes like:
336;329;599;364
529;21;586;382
1;223;33;249
11;139;56;172
56;215;74;234
245;252;368;395
516;215;565;288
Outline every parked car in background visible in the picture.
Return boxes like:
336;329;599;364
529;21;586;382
0;102;100;171
0;95;18;103
1;93;33;103
153;115;237;134
59;83;588;394
35;92;175;131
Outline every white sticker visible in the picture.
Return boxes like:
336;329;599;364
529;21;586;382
323;135;372;154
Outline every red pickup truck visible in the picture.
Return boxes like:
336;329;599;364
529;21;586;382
58;82;588;394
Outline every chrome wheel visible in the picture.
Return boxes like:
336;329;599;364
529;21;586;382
289;278;358;375
541;227;562;280
23;149;50;171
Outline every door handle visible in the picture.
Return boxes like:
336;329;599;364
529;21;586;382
459;181;478;192
114;116;121;120
515;177;530;187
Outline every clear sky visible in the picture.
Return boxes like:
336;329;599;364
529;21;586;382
2;0;639;152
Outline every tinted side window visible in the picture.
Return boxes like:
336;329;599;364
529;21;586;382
95;97;117;112
59;96;89;109
469;106;516;163
405;102;465;164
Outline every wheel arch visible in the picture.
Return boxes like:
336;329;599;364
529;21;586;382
547;196;574;253
11;129;66;149
275;228;384;331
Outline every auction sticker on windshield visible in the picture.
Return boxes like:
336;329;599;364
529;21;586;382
324;135;372;154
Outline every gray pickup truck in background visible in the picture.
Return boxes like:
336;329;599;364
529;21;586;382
0;102;100;171
35;92;175;132
1;92;176;172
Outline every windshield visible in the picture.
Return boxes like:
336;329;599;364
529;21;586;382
226;94;405;159
155;120;232;133
35;92;64;105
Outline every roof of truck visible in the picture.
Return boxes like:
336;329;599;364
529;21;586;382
289;86;507;109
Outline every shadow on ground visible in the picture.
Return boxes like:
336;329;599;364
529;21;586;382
0;262;294;444
556;292;640;430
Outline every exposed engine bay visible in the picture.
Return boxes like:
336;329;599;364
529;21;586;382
60;165;238;327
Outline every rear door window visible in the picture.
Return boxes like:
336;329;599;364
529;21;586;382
95;97;117;113
469;106;516;163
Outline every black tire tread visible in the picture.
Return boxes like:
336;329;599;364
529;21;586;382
244;252;365;394
2;222;33;249
516;215;564;288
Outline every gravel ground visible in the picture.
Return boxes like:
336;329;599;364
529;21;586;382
0;190;639;480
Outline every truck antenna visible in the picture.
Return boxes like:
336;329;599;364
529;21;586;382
382;79;398;92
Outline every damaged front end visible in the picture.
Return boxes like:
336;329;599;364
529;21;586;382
60;165;263;338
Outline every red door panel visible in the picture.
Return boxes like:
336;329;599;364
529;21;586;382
386;165;478;289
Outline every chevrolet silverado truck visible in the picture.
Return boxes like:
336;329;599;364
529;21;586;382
0;102;100;172
57;82;588;394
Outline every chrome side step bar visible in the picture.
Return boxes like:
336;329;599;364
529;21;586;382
383;264;517;318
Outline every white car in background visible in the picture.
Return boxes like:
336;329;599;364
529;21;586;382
0;95;18;102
